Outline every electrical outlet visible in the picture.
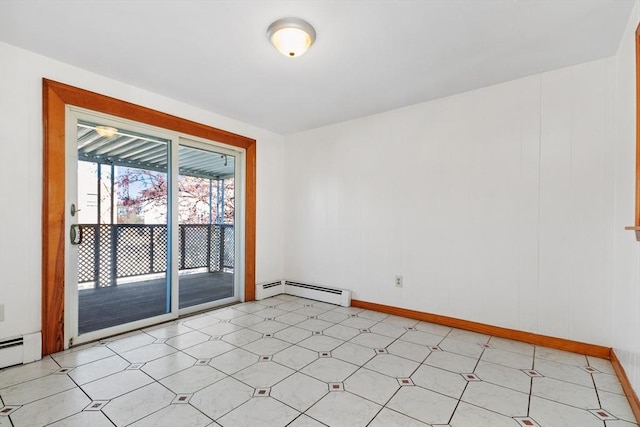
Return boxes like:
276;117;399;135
395;276;403;288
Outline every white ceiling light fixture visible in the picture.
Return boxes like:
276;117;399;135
95;125;119;138
267;17;316;58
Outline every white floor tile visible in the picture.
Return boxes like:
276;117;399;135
229;314;265;327
220;328;263;346
387;340;431;362
273;326;313;344
275;312;309;325
381;315;419;328
272;345;318;370
488;336;534;356
474;360;532;393
242;337;291;355
81;369;154;400
46;410;115;427
587;356;616;374
182;340;236;359
317;310;350;323
439;337;484;358
594;373;626;395
534;358;594;387
68;355;130;385
182;314;220;330
450;401;519;427
52;346;116;368
120;343;178;364
298;335;344;352
287;414;327;427
159;365;226;393
0;373;77;405
140;351;196;380
535;347;588;366
415;321;452;336
128;402;212;427
387;385;458;425
306;391;382;427
0;357;60;389
8;388;90;427
425;350;478;373
165;330;210;350
190;377;253;420
270;372;327;411
400;330;444;347
209;348;258;375
332;342;376;366
599;390;638;423
411;364;467;399
210;308;247;321
446;329;490;344
529;396;603;427
248;320;290;334
349;332;395;349
323;324;361;341
296;318;335;332
461;381;529;417
102;382;174;426
232;361;294;388
344;367;400;405
218;396;299;427
368;407;429;427
364;354;420;378
106;332;156;354
144;323;194;339
369;322;407;338
481;348;533;370
301;358;359;383
339;316;378;330
531;376;599;409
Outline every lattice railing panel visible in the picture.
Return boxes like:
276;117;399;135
98;224;113;287
116;225;152;278
223;226;235;269
152;226;168;273
78;225;97;282
180;225;209;269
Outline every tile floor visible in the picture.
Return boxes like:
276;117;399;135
0;294;638;427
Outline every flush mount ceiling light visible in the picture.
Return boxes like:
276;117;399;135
95;125;118;138
267;17;316;58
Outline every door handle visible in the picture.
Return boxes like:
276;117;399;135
70;224;83;245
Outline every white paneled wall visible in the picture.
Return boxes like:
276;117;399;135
612;1;640;400
0;42;286;342
284;57;617;347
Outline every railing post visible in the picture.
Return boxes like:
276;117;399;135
110;224;117;286
207;224;212;272
219;225;225;271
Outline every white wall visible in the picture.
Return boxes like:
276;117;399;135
285;57;619;347
612;1;640;398
0;42;285;341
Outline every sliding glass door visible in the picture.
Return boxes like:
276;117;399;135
66;111;243;345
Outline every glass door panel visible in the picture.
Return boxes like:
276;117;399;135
75;121;171;334
177;144;235;309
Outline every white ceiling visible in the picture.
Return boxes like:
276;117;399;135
0;1;634;135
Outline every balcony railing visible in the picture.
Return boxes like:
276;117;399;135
78;223;234;287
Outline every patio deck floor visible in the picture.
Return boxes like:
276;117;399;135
78;271;234;334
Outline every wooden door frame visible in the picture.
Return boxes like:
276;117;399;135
42;79;256;355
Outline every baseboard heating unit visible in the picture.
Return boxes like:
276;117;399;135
0;332;42;368
255;280;351;307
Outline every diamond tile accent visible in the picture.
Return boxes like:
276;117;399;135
210;335;222;340
126;363;144;370
375;348;388;354
397;377;414;386
522;369;544;377
479;343;492;349
195;358;211;366
253;388;271;397
54;368;73;374
84;401;109;411
0;406;20;416
313;331;323;335
514;417;541;426
405;326;417;331
328;382;344;391
581;366;600;374
319;351;331;358
153;338;167;344
360;328;371;333
259;355;272;362
429;345;443;351
461;373;482;381
588;409;617;421
171;393;193;404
